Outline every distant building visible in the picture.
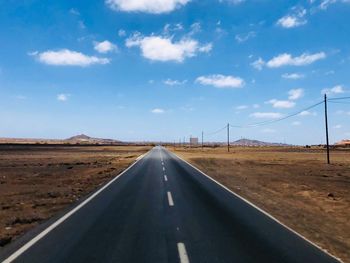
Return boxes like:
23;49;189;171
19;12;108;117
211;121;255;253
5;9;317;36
190;137;199;145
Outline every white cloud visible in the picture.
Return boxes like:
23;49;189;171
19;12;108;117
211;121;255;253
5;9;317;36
236;105;248;110
78;21;86;29
126;35;212;62
105;0;190;14
282;73;305;79
189;22;201;35
299;110;317;116
292;121;301;126
57;94;70;102
267;52;326;68
321;85;345;95
288;88;304;100
151;108;165;114
163;79;187;86
69;8;80;16
335;110;350;116
267;99;296;109
320;0;337;9
198;43;213;53
163;23;184;35
32;49;110;67
94;40;118;53
235;31;256;43
277;8;307;28
196;74;245;88
118;29;126;37
277;16;304;28
253;104;260;109
333;124;342;129
250;112;284;119
219;0;246;4
319;0;350;9
28;51;38;56
251;57;265;70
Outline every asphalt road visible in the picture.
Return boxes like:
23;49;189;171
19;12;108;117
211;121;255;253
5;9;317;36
0;146;339;263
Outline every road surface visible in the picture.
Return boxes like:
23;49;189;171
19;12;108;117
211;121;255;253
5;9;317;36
0;146;339;263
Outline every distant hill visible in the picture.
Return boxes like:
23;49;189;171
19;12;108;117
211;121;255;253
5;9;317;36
65;134;121;144
0;134;122;145
67;134;91;141
231;138;290;147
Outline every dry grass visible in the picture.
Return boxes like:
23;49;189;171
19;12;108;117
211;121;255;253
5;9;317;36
172;146;350;263
0;145;151;247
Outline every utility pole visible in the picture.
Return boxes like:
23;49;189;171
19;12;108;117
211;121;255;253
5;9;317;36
227;123;230;152
324;94;330;164
201;131;204;150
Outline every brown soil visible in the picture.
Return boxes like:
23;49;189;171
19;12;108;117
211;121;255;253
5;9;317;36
172;146;350;263
0;145;150;247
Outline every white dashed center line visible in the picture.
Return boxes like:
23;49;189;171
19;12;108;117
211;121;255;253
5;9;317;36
167;191;174;206
163;167;165;171
177;242;190;263
164;175;168;181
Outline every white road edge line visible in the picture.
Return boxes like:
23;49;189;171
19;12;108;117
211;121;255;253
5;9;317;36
168;150;342;263
136;153;145;161
2;149;153;263
164;175;168;182
167;191;174;206
177;242;190;263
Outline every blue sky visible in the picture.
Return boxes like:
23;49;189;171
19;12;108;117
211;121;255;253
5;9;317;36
0;0;349;144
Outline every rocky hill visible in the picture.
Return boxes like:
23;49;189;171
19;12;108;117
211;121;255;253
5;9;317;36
65;134;121;144
231;138;290;147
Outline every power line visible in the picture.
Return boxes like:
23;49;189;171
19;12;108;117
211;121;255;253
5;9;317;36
328;96;350;101
204;97;345;134
205;125;227;136
230;101;324;128
328;101;350;105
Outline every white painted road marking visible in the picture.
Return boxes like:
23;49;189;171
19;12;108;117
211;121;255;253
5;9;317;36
167;191;174;206
177;242;190;263
136;153;145;161
164;175;168;181
2;150;152;263
163;167;165;171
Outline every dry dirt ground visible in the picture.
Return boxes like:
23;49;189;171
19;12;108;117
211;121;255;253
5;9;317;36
172;146;350;263
0;145;150;247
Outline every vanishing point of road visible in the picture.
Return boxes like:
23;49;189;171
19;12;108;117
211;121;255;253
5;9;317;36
0;147;340;263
